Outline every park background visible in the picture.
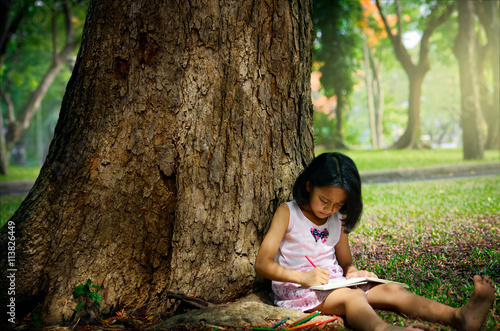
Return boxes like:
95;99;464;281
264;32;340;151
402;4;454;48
1;0;499;330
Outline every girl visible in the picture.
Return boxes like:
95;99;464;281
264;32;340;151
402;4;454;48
255;152;496;331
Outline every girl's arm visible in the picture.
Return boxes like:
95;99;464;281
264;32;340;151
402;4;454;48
335;229;378;279
255;204;329;286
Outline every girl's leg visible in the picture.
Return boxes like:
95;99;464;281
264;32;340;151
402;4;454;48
316;288;433;331
366;275;496;331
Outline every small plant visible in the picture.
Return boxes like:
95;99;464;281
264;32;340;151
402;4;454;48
31;312;41;329
72;278;102;313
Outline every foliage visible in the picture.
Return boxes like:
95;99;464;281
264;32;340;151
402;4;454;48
31;312;41;329
312;0;364;148
312;0;363;100
1;0;89;166
73;278;102;312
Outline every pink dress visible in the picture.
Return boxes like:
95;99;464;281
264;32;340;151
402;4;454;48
272;201;344;312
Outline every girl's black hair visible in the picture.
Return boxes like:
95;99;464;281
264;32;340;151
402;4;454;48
292;152;362;233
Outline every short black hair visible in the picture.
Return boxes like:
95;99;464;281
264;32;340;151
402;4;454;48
292;152;362;233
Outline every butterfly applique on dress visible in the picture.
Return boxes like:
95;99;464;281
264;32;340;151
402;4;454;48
310;228;329;243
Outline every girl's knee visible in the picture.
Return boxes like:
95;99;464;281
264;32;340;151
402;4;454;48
321;288;369;315
378;283;407;295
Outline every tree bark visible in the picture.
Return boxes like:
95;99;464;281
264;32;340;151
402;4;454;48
454;1;484;159
0;0;314;325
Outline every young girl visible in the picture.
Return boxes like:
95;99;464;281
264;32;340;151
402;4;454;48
255;152;496;331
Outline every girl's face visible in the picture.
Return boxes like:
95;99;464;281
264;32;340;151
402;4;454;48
306;183;347;221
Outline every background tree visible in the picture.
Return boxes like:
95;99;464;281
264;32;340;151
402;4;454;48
476;0;499;150
0;0;87;174
453;0;484;159
358;0;394;149
375;0;454;149
312;0;363;149
0;0;315;325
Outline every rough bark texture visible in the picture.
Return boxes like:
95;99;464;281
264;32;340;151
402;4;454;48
0;0;314;325
454;0;484;159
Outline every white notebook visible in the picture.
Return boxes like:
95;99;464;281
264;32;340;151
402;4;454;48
306;276;409;290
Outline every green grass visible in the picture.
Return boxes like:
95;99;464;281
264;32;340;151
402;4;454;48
0;165;41;181
351;174;500;329
318;148;500;172
1;149;499;181
0;194;26;228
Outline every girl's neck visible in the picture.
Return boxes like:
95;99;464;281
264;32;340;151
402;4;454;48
298;203;327;226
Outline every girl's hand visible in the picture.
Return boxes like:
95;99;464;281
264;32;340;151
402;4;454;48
346;269;378;279
301;267;330;287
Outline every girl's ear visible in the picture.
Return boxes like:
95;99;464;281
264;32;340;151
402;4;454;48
306;181;312;192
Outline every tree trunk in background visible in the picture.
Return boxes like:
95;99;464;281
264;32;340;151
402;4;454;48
0;0;314;325
454;0;484;159
363;41;378;149
376;0;453;149
477;0;500;150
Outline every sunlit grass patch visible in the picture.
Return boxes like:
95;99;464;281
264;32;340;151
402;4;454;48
351;174;500;330
0;165;41;181
317;148;500;172
0;194;26;228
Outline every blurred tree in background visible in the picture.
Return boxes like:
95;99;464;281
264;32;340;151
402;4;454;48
312;0;363;149
0;0;88;175
375;0;454;149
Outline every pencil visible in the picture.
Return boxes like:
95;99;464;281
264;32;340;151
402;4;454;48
290;310;320;327
305;255;316;268
287;316;339;330
271;316;289;329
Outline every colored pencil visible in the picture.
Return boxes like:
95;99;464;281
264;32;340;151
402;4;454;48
290;310;320;327
287;316;339;330
305;255;316;268
271;316;290;329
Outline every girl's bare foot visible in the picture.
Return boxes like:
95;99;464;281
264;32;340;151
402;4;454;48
382;323;434;331
454;275;496;331
405;323;435;331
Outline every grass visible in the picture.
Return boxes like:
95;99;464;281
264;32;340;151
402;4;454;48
0;165;41;181
0;194;26;229
350;174;500;330
318;148;500;172
1;148;499;182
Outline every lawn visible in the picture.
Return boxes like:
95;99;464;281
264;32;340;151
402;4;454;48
319;148;500;172
351;174;500;329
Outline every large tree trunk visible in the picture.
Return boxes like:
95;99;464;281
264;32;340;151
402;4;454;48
454;0;484;159
0;0;314;325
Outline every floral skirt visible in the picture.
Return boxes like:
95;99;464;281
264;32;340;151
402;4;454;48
271;264;344;312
